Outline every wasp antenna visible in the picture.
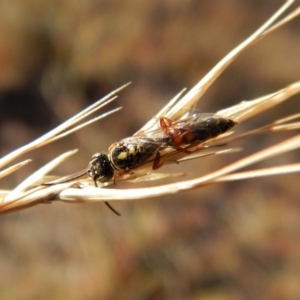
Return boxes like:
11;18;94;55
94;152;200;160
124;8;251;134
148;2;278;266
93;180;121;216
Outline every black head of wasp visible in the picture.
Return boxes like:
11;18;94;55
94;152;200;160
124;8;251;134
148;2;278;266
46;113;237;216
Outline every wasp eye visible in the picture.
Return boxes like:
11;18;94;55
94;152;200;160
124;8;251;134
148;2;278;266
88;153;114;183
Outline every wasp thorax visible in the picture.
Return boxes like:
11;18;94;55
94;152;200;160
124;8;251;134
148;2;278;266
110;140;159;171
88;152;114;183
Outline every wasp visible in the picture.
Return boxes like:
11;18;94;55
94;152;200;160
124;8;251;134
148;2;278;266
88;114;237;184
45;113;236;215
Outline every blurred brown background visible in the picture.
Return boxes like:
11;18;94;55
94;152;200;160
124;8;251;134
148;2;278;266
0;0;300;299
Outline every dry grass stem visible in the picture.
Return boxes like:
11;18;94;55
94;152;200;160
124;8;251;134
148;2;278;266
0;159;32;180
0;83;129;170
0;1;300;214
55;133;300;203
140;0;299;132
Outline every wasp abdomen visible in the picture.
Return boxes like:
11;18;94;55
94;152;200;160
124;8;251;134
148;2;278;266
191;117;236;141
167;116;236;146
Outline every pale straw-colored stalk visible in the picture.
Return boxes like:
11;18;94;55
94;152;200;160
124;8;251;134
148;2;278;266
1;1;300;214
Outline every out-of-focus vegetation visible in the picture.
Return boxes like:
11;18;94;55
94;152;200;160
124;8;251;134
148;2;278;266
0;1;300;299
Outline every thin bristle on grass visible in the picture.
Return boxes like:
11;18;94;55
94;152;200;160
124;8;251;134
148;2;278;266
0;1;300;215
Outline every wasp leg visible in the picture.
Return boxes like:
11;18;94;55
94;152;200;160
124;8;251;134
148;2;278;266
160;116;185;146
104;202;121;216
175;142;205;154
94;180;121;216
160;117;174;133
152;152;164;170
174;146;193;154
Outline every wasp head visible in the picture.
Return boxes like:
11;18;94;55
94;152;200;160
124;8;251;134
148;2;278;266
88;153;114;183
